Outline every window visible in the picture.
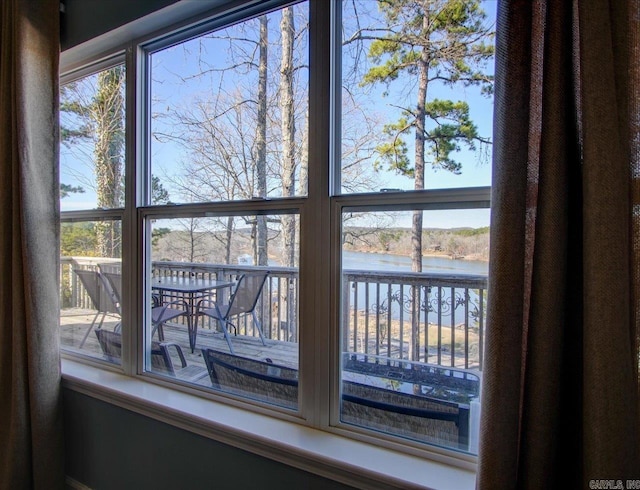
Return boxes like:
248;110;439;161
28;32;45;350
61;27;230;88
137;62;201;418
60;64;126;210
335;0;493;453
59;62;126;363
140;2;308;413
338;207;488;452
144;212;300;410
148;6;309;204
59;0;494;463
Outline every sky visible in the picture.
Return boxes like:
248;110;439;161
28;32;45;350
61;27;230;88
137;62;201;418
343;0;497;192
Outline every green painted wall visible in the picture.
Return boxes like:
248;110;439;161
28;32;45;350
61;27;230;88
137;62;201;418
63;389;354;490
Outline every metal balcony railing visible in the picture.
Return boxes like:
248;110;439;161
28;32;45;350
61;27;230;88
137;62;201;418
61;257;487;370
343;270;487;370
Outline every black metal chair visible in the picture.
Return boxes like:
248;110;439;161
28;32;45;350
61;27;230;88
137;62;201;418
196;271;269;355
100;271;191;342
95;329;206;382
73;269;117;348
201;348;470;448
201;348;298;409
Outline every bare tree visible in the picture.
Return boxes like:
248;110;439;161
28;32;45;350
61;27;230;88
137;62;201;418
167;218;210;263
153;17;277;266
280;6;297;268
155;5;382;268
93;68;124;257
255;15;269;266
60;66;125;258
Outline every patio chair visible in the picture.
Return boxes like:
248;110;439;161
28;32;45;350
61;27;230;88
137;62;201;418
95;329;206;382
201;348;471;448
201;349;298;409
100;271;191;342
341;381;470;450
196;271;270;355
341;354;476;449
73;269;118;348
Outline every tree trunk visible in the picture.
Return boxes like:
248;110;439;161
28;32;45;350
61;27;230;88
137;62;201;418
189;219;196;263
255;15;269;266
225;216;234;265
94;67;124;258
299;106;308;196
280;7;296;268
410;7;430;360
412;13;429;273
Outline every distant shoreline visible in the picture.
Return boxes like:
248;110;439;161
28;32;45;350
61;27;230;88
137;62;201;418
346;249;489;263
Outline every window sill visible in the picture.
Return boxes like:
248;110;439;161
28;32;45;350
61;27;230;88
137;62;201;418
61;359;476;490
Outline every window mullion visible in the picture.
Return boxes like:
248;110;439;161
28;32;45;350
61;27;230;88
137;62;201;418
121;43;139;376
297;0;333;427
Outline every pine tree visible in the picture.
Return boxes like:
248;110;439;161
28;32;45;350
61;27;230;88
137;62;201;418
357;0;493;359
360;0;493;273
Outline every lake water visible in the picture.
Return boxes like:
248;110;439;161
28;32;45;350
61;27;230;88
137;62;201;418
342;250;488;275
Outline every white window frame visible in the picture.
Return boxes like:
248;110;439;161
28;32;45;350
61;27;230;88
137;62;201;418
59;1;491;487
60;53;129;370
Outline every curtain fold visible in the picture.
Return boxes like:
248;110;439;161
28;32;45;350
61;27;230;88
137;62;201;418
0;0;64;488
477;0;640;487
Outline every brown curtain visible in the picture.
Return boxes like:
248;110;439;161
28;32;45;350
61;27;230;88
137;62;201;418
477;0;640;487
0;0;64;488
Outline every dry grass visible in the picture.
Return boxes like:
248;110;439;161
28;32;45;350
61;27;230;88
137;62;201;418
347;311;481;369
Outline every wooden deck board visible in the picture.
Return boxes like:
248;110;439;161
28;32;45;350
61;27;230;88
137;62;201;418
59;309;472;449
59;308;299;382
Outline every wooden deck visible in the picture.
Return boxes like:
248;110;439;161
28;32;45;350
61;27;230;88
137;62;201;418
60;308;478;451
60;308;299;387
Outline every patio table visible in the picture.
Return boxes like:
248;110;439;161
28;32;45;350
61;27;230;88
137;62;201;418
152;276;235;352
342;353;480;404
341;353;481;449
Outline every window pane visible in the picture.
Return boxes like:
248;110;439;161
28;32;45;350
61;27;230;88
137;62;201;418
145;214;299;410
60;65;126;210
59;219;123;363
148;2;309;205
340;209;487;452
340;1;495;194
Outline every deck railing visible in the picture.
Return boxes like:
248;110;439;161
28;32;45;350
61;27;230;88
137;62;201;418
151;261;298;342
60;257;121;313
61;257;487;370
343;270;487;370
